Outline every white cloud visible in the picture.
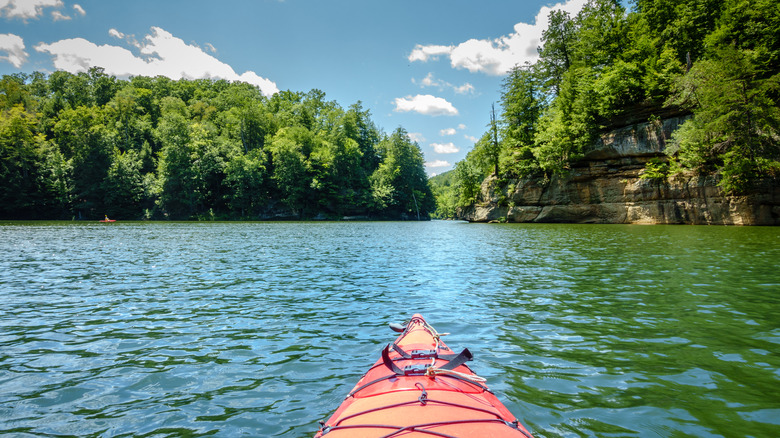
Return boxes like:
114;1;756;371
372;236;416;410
418;72;437;87
414;72;475;95
73;4;85;16
108;28;124;39
431;142;459;154
51;10;68;20
393;94;458;116
35;26;279;97
0;0;62;19
0;33;27;68
453;83;475;94
408;0;587;75
408;45;452;63
407;132;426;143
425;160;451;168
465;135;479;143
441;125;467;137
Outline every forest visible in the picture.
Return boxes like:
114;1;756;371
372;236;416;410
0;71;434;220
433;0;779;218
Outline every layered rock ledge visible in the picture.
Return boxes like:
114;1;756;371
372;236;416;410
457;116;780;225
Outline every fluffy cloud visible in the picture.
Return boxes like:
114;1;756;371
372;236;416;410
409;0;586;75
453;83;475;94
431;142;459;154
51;10;68;20
407;132;426;143
51;3;85;20
0;33;27;68
440;124;467;137
414;72;474;95
408;45;452;63
393;94;458;116
0;0;61;19
425;160;451;169
108;28;124;39
35;26;279;97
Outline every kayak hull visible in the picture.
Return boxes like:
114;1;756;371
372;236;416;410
314;314;532;437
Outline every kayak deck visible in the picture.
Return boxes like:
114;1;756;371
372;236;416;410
315;314;533;437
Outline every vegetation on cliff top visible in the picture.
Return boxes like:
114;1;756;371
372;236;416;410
0;73;433;220
434;0;779;218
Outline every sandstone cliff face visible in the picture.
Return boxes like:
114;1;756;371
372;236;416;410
458;116;780;225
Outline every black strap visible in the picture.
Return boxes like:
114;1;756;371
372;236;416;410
437;348;473;371
382;344;404;374
383;344;473;375
391;343;461;360
391;343;411;358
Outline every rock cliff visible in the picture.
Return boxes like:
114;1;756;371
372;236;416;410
457;116;780;225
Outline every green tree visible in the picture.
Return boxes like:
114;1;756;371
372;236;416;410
0;74;35;111
53;105;114;218
106;86;155;156
224;149;267;217
267;127;312;215
103;149;146;218
88;67;119;107
532;66;595;176
500;65;543;177
371;128;434;218
537;9;577;95
156;97;199;218
343;101;381;173
574;0;628;69
0;105;46;217
36;141;72;217
454;159;483;207
190;121;231;215
704;0;780;78
632;0;724;65
668;45;780;193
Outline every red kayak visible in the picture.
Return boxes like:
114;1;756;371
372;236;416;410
99;219;116;222
315;314;533;437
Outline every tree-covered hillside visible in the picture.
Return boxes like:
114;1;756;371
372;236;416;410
438;0;779;216
0;70;434;220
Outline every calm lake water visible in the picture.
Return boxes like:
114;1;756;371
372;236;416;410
1;221;778;437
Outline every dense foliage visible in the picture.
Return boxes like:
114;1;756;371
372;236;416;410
0;70;433;220
437;0;779;216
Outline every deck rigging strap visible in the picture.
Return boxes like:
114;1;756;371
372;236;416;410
391;343;459;360
437;347;473;370
382;344;473;374
379;344;488;388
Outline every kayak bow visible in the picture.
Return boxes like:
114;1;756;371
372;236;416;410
315;314;533;437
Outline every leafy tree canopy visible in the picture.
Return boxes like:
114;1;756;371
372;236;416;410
439;0;779;213
0;72;434;220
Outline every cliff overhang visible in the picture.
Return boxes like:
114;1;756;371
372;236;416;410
457;116;780;225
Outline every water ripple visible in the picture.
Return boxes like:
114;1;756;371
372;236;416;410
1;221;778;437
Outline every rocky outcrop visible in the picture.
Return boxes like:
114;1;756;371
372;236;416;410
458;116;780;225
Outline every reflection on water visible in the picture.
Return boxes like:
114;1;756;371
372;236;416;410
1;221;778;437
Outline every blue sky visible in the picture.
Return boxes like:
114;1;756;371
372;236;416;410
0;0;587;175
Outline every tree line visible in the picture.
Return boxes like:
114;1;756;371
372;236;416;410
0;70;434;220
434;0;779;218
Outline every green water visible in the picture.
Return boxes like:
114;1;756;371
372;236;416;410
1;221;778;437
